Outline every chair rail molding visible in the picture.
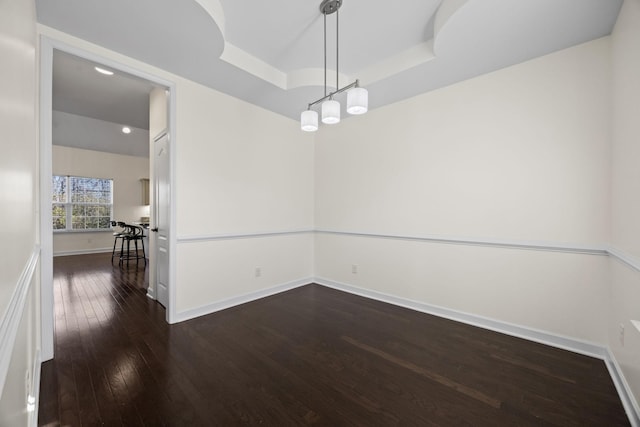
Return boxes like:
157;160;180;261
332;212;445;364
0;246;40;397
608;245;640;273
177;228;314;243
316;229;609;256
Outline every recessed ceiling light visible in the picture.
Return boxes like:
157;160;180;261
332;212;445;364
122;127;131;134
95;66;114;76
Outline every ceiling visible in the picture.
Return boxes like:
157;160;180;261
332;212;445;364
53;50;155;130
39;0;623;130
52;50;155;157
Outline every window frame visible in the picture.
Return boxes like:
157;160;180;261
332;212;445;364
52;175;114;233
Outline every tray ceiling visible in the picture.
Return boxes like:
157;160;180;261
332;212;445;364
37;0;623;122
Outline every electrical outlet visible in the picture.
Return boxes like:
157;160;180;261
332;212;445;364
351;264;358;274
619;323;625;346
255;267;261;278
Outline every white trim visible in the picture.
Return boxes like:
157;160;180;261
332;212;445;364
0;246;40;397
29;350;42;427
173;277;638;425
39;34;178;338
314;277;607;359
608;246;640;273
316;231;640;272
39;35;55;362
177;229;314;243
173;278;311;323
607;242;640;422
167;85;178;325
41;35;177;93
316;229;608;256
313;278;640;425
178;228;607;256
53;248;112;257
605;348;640;427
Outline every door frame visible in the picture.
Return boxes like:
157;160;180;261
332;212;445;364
39;35;178;361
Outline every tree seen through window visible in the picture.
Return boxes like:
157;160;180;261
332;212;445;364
52;175;113;231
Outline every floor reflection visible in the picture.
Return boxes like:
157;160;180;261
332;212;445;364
43;252;159;425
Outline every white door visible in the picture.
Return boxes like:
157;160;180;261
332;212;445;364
153;131;170;308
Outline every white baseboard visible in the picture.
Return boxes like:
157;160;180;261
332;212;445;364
314;277;606;358
605;349;640;427
53;247;112;257
173;277;312;323
29;350;41;427
314;277;639;426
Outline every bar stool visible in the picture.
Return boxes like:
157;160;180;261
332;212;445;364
110;221;128;264
119;223;147;266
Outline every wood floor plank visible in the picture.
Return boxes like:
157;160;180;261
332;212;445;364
53;267;82;427
39;253;631;426
72;263;129;425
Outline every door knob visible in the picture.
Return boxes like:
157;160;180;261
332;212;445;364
151;227;159;232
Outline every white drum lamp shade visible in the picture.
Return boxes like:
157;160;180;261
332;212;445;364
321;99;341;124
347;87;368;115
299;1;368;132
301;110;319;132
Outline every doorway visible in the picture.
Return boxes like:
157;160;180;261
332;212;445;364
39;37;177;361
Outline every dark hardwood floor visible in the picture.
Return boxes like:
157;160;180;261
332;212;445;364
39;253;630;426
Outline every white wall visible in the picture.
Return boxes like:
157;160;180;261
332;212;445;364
39;25;315;321
174;79;314;316
315;38;612;344
611;0;640;413
175;80;313;237
52;145;149;255
0;0;40;424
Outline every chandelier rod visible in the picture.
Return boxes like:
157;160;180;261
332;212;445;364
307;80;359;110
336;7;339;91
324;11;327;97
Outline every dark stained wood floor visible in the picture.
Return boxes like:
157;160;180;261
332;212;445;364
39;253;630;426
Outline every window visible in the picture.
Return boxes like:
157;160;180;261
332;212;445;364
52;175;113;231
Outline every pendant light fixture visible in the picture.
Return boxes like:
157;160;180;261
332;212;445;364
300;0;368;132
301;110;319;132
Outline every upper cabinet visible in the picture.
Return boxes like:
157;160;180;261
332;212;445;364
140;178;149;205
